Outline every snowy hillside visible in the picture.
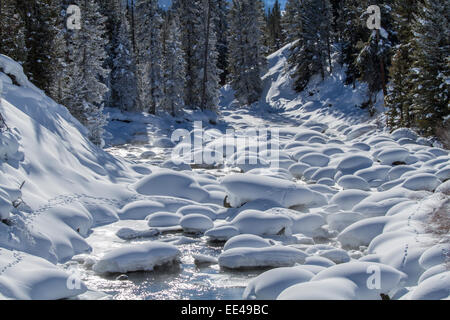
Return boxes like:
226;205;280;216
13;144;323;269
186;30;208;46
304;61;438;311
0;42;449;301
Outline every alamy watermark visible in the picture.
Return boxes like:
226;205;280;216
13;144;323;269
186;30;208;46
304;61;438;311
366;5;381;30
67;5;82;30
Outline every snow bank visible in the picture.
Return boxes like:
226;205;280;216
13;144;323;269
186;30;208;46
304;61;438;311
0;248;87;300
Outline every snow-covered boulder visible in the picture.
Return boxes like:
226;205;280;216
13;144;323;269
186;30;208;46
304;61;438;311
92;242;181;274
312;261;407;299
288;163;310;178
223;234;273;251
327;211;365;232
218;246;308;269
277;278;358;300
231;210;293;236
243;267;314;300
180;214;214;234
409;272;450;300
376;148;410;165
222;174;327;208
299;153;330;167
391;128;418;141
205;225;240;241
401;173;441;191
337;175;370;191
338;217;391;249
305;256;336;268
337;155;373;175
176;205;217;220
329;190;370;211
133;171;209;202
147;212;182;228
419;244;450;269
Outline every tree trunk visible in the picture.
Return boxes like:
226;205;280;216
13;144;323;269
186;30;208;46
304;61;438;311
200;0;211;111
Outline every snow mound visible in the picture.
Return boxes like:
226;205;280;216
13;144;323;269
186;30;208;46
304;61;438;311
277;278;358;300
147;212;182;228
222;174;327;208
205;225;240;241
180;214;214;234
312;262;407;299
401;173;441;191
409;272;450;300
0;248;87;300
223;234;273;251
243;267;314;300
133;170;209;202
338;217;391;249
92;242;181;274
218;246;308;269
231;210;293;236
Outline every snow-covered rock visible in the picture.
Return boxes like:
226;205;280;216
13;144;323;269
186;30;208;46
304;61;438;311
133;171;209;202
223;234;273;251
92;242;181;274
409;272;450;300
337;175;371;191
312;261;407;299
329;190;370;211
231;210;293;236
180;214;214;234
222;174;327;208
205;225;240;241
243;267;314;300
402;173;441;191
147;212;182;228
277;277;358;300
338;217;391;249
218;246;308;269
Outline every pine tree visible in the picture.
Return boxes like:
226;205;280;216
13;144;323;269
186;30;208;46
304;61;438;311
63;0;109;147
135;0;163;114
162;14;186;116
228;0;266;105
336;0;366;88
110;1;138;111
0;0;27;65
289;0;333;92
14;0;62;94
213;0;229;85
198;0;221;111
282;0;301;44
355;1;394;102
265;0;284;53
385;0;419;128
408;0;449;135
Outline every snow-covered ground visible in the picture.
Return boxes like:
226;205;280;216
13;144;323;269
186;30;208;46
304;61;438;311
0;44;448;300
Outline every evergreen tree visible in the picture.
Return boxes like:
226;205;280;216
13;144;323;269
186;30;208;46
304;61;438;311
385;0;419;128
213;0;229;85
135;0;163;114
15;0;61;94
228;0;266;105
173;0;202;108
355;1;394;102
408;0;449;135
198;0;221;111
162;14;186;116
282;0;301;44
336;0;366;88
110;1;138;111
289;0;333;92
265;0;284;52
0;0;27;65
63;0;109;147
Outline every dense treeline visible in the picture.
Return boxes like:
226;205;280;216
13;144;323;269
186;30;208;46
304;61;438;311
0;0;448;146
